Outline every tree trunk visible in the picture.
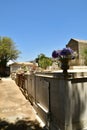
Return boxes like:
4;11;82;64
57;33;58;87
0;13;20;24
0;59;7;77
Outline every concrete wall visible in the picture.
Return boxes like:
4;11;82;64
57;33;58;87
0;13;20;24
16;72;87;130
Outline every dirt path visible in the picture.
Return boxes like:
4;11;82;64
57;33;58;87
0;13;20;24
0;78;45;130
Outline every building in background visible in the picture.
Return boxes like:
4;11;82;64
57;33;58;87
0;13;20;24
66;38;87;65
10;62;38;74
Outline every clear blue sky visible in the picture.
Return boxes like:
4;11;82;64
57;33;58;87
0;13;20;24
0;0;87;62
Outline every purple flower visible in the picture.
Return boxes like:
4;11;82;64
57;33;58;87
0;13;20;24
52;47;76;72
60;48;73;56
52;50;59;58
52;47;76;61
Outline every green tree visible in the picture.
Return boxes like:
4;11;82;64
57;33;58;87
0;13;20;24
35;53;52;69
0;36;20;76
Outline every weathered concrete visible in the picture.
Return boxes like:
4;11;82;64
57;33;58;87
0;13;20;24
0;77;44;130
18;72;87;130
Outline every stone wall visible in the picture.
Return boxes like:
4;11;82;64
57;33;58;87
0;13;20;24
16;72;87;130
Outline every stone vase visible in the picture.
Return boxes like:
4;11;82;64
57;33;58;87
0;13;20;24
60;59;69;74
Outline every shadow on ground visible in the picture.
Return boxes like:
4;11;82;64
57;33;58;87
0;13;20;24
0;118;46;130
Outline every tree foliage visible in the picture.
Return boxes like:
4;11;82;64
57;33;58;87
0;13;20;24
35;53;52;69
0;36;20;76
0;37;20;63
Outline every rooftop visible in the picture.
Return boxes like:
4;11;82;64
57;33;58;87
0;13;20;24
71;38;87;43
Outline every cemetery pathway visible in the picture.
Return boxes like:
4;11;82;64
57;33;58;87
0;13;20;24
0;77;44;130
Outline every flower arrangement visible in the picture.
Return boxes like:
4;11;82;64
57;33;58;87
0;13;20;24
52;47;76;73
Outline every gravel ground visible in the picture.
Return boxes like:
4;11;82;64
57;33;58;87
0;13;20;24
0;78;46;130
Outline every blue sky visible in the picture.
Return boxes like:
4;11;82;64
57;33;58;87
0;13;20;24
0;0;87;62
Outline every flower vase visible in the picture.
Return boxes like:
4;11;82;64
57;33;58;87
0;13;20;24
60;59;69;74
